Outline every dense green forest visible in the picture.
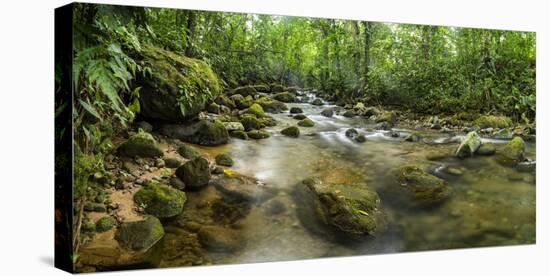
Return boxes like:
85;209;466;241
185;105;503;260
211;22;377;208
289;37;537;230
63;4;536;270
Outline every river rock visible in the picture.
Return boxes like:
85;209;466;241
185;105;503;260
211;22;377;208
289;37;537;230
231;94;252;109
254;97;288;113
290;107;303;114
298;118;315;127
206;102;220;114
374;121;391;131
169;177;186;191
498;137;526;165
281;126;300;138
96;216;116;232
354;134;367;143
260;115;278;127
214;94;236;109
300;178;386;238
212;172;275;202
240;115;262;131
245;103;265;118
474;115;513;129
136;121;153;133
311;98;324;106
215;153;234;167
321;108;334;117
163;158;182;168
345;128;358;138
115;216;165;251
270;83;285;93
230;85;257;98
117;131;163;158
390;164;452;206
160;120;229;146
230;130;248;140
198;226;245;252
176;157;211;190
223;122;245;132
455;131;482;158
177;144;201;159
247;130;270;139
477;143;496;156
375;111;397;125
134;182;186;218
343;110;355;118
273;92;296;103
404;132;421;142
293;114;307;120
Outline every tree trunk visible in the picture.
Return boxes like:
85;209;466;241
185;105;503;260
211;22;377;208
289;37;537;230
362;21;372;94
184;11;197;57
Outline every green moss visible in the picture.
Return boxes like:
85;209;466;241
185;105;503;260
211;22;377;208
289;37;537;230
245;103;265;118
230;130;248;140
298;118;315;127
254;97;288;113
475;115;513;129
214;94;236;109
270;83;285;93
115;216;165;251
177;144;201;159
247;130;270;139
260;116;278;127
455;131;481;158
375;111;397;125
501;137;526;162
215;154;234;167
240;115;262;131
293;114;307;120
281;126;300;138
175;157;211;189
392;164;452;206
118;130;163;158
134;182;186;218
184;120;229;146
207;102;220;114
231;86;257;97
96;216;116;232
290;107;303;114
139;44;221;120
273;92;295;103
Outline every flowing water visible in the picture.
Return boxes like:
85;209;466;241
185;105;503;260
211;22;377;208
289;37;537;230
165;92;536;266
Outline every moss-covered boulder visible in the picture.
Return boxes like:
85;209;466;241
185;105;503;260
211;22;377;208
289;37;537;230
230;86;257;98
390;164;452;206
214;94;236;109
375;111;397;125
298;118;315;127
134;182;186;218
230;94;250;110
115;216;165;251
215;153;234;167
273;92;296;103
293;114;307;120
455;131;482;158
300;178;386;238
177;144;201;159
254;97;288;113
260;116;278;127
118;130;163;158
290;107;303;114
184;120;229;146
96;216;116;232
281;126;300;138
137;44;221;121
475;115;513;129
230;130;248;140
251;84;270;93
345;128;358;138
206;102;220;114
245;103;265;118
270;83;285;93
321;108;334;117
240;115;262;131
311;98;324;106
499;137;526;164
175;157;211;190
222;122;245;132
247;130;270;139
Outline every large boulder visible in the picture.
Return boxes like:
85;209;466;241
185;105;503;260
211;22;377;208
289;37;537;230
118;130;163;158
115;216;165;251
375;111;397;125
281;126;300;138
214;94;236;109
134;182;186;218
390;164;452;206
311;98;324;106
137;44;221;121
160;120;229;146
175;157;211;190
212;171;275;202
254;97;288;113
245;103;265;118
229;86;257;98
273;92;296;103
300;178;386;238
240;115;262;131
475;115;513;129
499;137;526;164
455;131;482;158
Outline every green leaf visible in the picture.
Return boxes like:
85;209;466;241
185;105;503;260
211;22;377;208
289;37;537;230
78;99;102;122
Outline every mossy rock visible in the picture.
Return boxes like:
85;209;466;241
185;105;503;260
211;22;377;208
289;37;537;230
298;118;315;127
301;178;386;238
345;128;358;138
293;114;307;120
498;137;526;165
206;102;220;114
251;84;270;93
247;130;270;139
354;134;366;143
311;98;324;106
281;126;300;138
390;164;452;206
215;154;234;167
84;203;106;212
230;94;250;110
137;44;221;121
477;143;496;156
134;182;187;218
222;122;245;132
184;120;229;146
475;115;513;129
230;130;248;140
177;144;201;159
82;219;96;233
375;111;397;125
254;97;288;113
273;92;296;103
118;130;163;158
175;157;211;190
214;94;236;109
96;216;116;232
455;131;481;158
240;115;262;131
115;216;165;251
245;103;265;118
290;107;303;114
260;115;278;127
270;83;285;93
343;110;355;118
230;86;257;98
321;108;334;117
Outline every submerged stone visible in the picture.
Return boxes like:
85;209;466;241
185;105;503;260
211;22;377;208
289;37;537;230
198;226;245;252
115;216;165;251
390;164;452;206
293;114;308;120
321;108;334;117
477;143;496;156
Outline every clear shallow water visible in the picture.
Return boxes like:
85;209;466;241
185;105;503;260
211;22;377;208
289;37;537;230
166;97;536;265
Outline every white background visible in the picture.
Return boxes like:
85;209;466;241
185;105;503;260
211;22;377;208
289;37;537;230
0;0;547;275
